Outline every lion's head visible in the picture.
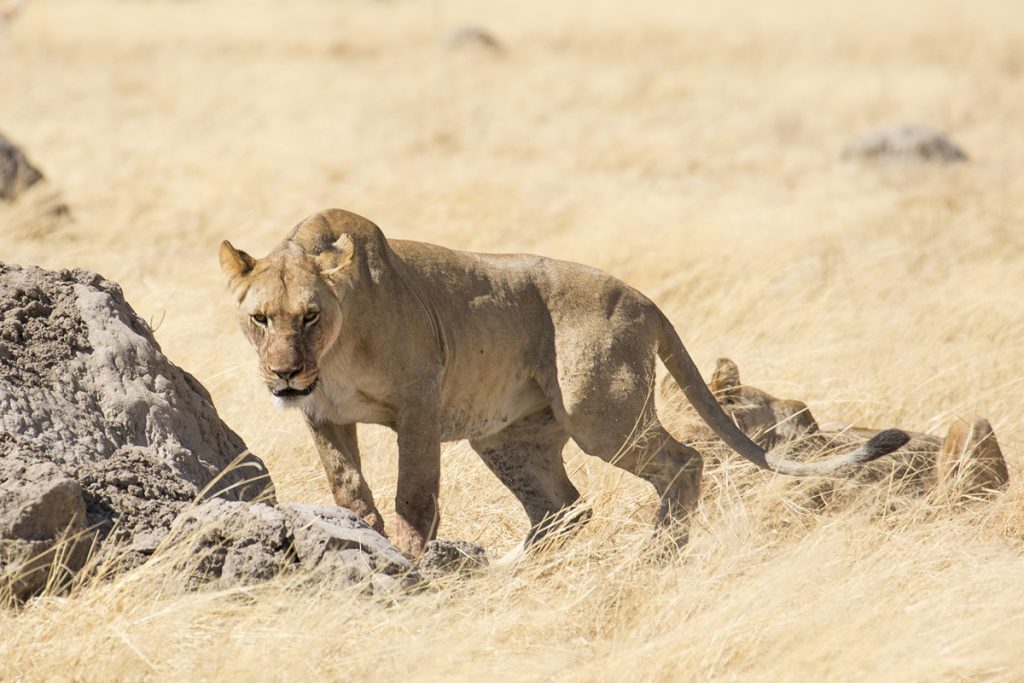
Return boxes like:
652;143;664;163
218;212;363;405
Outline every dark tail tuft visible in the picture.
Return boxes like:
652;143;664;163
862;428;911;461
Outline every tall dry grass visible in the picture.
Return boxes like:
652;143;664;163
2;0;1023;679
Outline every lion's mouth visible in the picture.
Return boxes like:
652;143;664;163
272;377;319;398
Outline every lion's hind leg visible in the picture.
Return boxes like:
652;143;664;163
550;340;703;546
470;408;590;549
570;416;703;547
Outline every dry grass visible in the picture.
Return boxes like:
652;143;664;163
2;0;1024;679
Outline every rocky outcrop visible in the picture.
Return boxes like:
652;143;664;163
841;124;968;163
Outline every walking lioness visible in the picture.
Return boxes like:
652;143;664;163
219;209;909;556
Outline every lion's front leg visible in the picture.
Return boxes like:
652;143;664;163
305;417;385;534
393;410;442;558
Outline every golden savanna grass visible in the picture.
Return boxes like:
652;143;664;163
3;0;1024;679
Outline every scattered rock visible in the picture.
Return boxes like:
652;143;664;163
284;504;417;582
172;499;293;588
443;25;502;53
0;443;89;599
0;134;44;202
419;539;488;576
841;124;968;163
0;133;69;224
167;502;422;594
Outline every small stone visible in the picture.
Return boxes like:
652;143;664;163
418;539;488;576
370;573;400;596
283;503;415;578
443;26;502;53
0;133;45;202
841;124;968;163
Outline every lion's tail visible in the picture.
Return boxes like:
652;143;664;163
655;311;909;476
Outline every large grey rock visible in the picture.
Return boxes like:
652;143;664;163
0;263;273;599
841;124;968;163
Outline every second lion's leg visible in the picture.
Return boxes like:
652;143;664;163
470;408;588;548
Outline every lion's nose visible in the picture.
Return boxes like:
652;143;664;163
270;365;302;381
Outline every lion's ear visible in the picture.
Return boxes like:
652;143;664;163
219;241;256;279
710;357;741;401
315;233;355;276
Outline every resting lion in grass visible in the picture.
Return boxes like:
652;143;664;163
660;358;1008;499
219;209;909;556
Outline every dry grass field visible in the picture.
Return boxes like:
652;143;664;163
3;0;1024;679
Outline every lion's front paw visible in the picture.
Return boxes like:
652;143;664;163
363;510;386;536
392;519;429;559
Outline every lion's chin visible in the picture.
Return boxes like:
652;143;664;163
270;377;319;405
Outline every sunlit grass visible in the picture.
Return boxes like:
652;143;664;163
1;0;1023;679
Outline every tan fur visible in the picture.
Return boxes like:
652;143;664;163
660;358;1009;498
935;415;1008;497
220;209;908;556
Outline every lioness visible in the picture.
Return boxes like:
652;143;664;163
219;209;909;556
660;358;1009;499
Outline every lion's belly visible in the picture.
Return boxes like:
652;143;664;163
438;378;548;442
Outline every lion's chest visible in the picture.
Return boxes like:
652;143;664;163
304;378;393;426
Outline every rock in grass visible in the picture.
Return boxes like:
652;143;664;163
283;504;417;582
0;448;88;600
0;133;70;221
171;499;293;588
419;539;488;576
443;25;502;53
0;134;45;202
841;124;968;163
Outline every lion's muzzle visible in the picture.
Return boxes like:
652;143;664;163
270;375;319;399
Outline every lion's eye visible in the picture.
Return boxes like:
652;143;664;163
251;313;268;327
303;311;320;327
